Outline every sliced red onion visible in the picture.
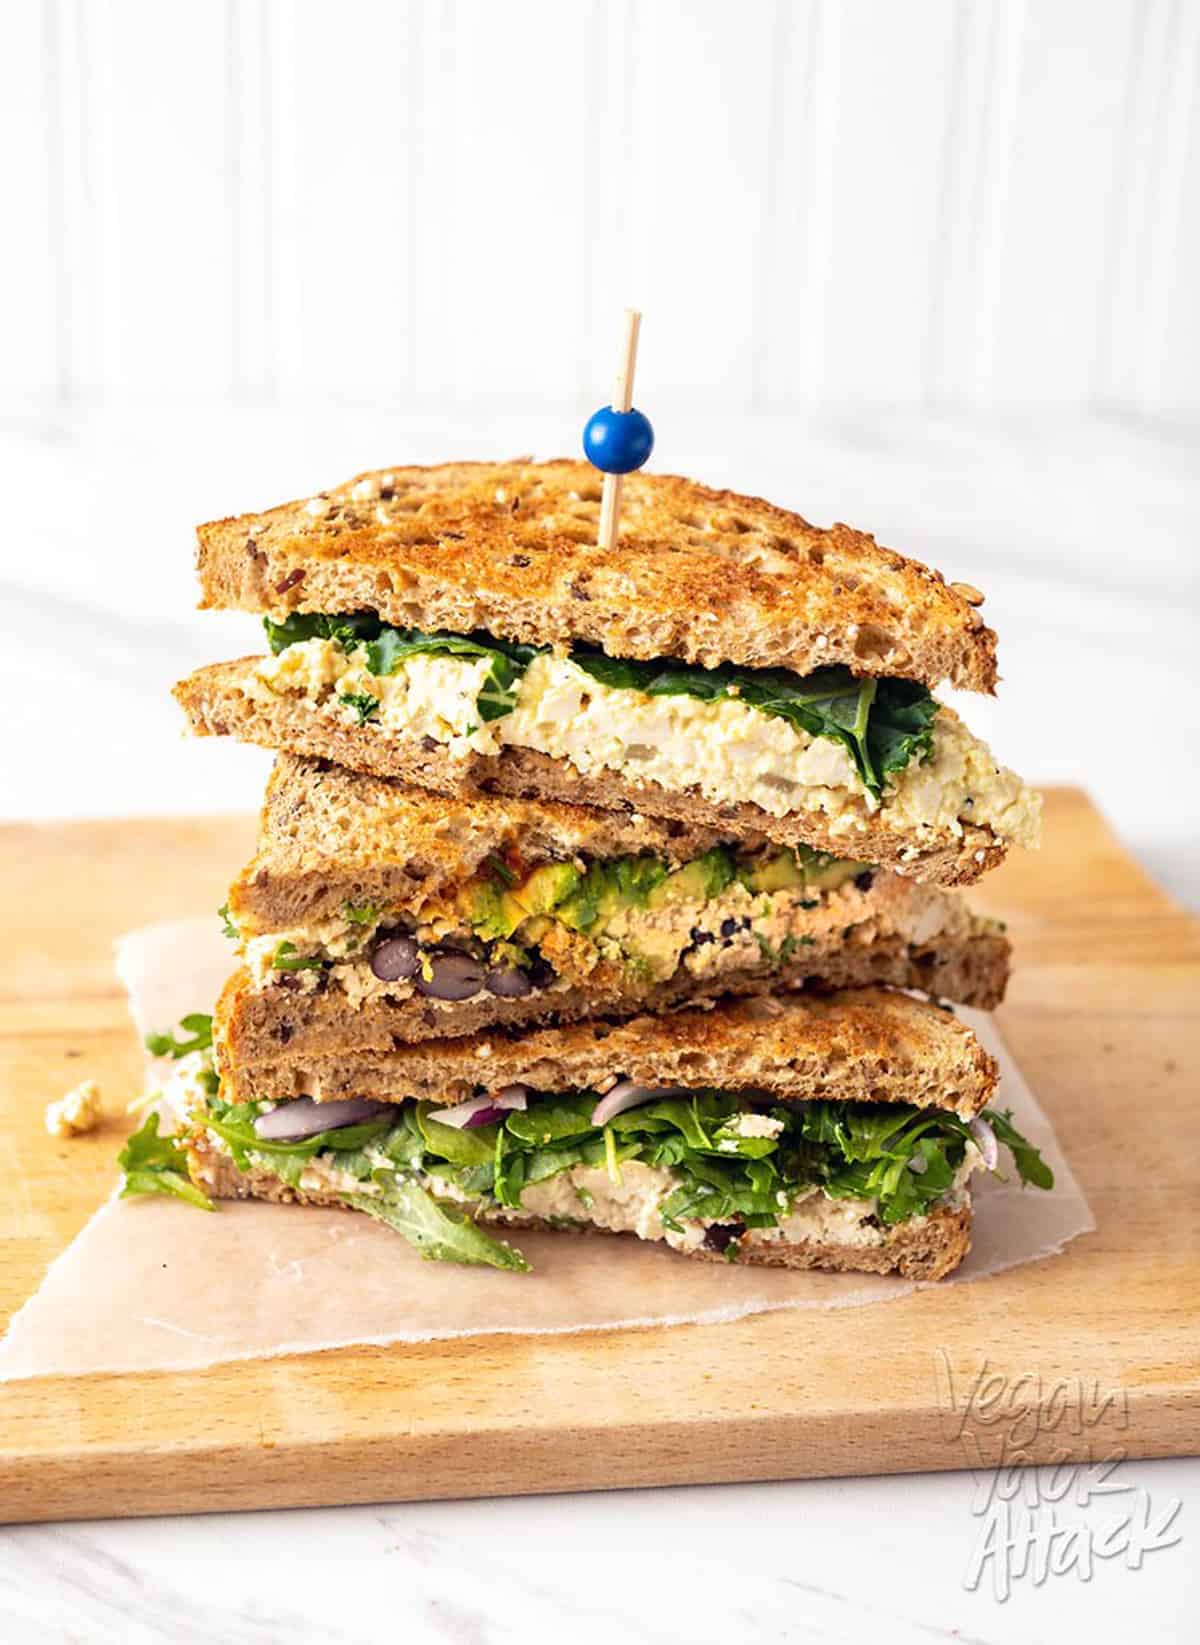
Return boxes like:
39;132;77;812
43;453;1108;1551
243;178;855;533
968;1114;999;1171
253;1095;391;1142
590;1080;693;1127
428;1084;529;1130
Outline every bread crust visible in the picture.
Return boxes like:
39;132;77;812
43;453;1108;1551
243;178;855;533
190;1142;972;1281
214;983;998;1118
194;460;997;694
175;660;1007;888
218;929;1010;1067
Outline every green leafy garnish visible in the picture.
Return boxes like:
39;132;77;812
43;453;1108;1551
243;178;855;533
263;611;379;654
340;691;380;725
118;1113;214;1210
363;626;539;723
343;1184;530;1271
218;903;238;940
272;941;324;972
570;651;936;799
981;1108;1055;1190
144;1013;213;1059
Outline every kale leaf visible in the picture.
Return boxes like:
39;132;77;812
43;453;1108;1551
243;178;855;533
118;1113;214;1210
263;611;380;654
570;650;936;798
363;627;540;723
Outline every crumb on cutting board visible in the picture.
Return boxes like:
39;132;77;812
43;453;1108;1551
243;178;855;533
45;1079;103;1138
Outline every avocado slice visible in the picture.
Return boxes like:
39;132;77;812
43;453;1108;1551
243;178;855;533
646;847;735;910
796;844;867;893
460;876;515;940
510;862;581;916
738;849;808;895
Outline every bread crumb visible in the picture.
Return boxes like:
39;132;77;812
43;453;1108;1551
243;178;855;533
950;582;985;606
45;1079;102;1138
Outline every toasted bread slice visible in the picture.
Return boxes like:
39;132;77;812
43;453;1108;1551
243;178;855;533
189;1141;974;1281
175;659;1016;886
231;754;742;934
222;755;1009;1054
194;459;997;693
217;927;1009;1066
215;985;998;1117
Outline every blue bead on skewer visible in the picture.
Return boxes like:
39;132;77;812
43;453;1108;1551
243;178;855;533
582;406;654;474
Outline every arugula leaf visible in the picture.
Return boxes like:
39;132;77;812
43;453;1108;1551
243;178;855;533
340;691;380;725
343;1184;530;1271
218;903;238;940
570;650;936;798
144;1013;213;1059
118;1113;213;1210
981;1109;1055;1190
272;941;324;972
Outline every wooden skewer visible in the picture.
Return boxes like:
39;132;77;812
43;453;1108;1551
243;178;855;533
597;308;642;551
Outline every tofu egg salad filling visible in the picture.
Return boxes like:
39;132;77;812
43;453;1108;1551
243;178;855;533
119;1015;1053;1273
233;838;979;1011
247;613;1041;850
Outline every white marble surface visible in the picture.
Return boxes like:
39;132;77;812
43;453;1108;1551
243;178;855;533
2;408;1197;1641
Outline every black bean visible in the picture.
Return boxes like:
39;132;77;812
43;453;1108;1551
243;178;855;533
689;927;715;946
703;1221;745;1254
484;965;533;998
719;918;738;939
371;934;419;982
854;870;876;892
415;950;487;1001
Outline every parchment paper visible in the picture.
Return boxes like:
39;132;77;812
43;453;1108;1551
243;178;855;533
0;919;1094;1380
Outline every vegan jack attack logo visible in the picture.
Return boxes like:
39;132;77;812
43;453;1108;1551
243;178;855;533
934;1350;1183;1600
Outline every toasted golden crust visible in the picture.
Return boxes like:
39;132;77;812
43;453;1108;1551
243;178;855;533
231;755;734;933
195;459;998;694
175;660;1007;888
215;984;998;1118
189;1141;972;1281
217;930;1010;1066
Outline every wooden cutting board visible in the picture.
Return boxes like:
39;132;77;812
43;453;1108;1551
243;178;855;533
1;791;1197;1523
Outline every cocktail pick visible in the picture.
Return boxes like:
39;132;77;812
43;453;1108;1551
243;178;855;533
583;308;655;551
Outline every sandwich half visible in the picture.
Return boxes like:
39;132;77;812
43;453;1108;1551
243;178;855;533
124;991;1053;1281
175;461;1041;887
217;755;1011;1067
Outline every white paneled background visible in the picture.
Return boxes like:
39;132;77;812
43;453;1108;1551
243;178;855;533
4;0;1200;414
1;0;1198;910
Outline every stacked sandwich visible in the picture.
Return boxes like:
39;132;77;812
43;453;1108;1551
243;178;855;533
123;460;1051;1279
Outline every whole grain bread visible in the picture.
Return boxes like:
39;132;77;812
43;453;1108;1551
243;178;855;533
231;754;736;933
195;460;997;693
175;660;1007;887
189;1140;972;1281
217;928;1010;1067
215;985;998;1118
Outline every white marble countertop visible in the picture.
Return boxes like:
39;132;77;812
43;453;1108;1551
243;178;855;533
2;408;1197;1640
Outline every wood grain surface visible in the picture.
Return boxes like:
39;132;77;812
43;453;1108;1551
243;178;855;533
0;791;1197;1524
